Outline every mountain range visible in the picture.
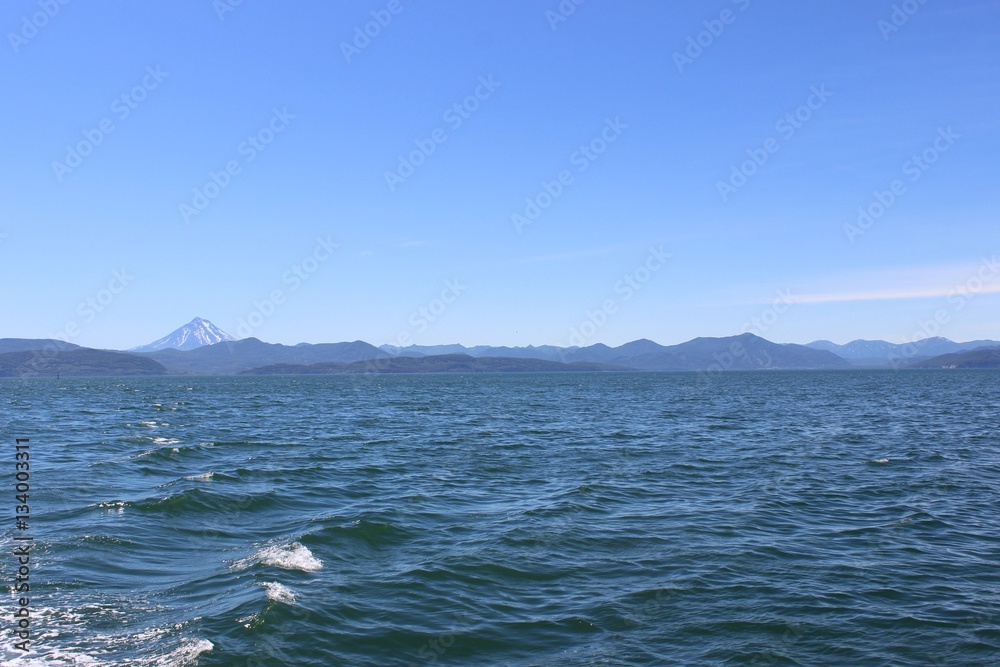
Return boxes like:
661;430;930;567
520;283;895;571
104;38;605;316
805;337;1000;366
129;317;236;353
1;318;999;377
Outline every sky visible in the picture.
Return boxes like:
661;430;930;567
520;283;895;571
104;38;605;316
1;0;998;350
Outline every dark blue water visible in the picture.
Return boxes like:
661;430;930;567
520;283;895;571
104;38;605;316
1;371;999;666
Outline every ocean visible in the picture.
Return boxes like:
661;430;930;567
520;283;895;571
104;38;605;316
1;371;999;666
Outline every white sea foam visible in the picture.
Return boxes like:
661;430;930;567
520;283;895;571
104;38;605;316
235;541;323;572
96;500;128;515
260;581;298;604
183;471;214;481
258;542;324;572
872;457;890;464
0;603;210;667
160;638;214;666
152;437;180;445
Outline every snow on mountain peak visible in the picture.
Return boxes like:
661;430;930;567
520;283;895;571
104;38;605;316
129;317;237;353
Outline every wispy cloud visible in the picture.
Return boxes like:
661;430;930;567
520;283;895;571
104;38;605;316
794;257;1000;304
733;259;1000;306
790;284;1000;304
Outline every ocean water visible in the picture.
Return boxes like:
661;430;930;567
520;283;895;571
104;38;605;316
1;371;999;666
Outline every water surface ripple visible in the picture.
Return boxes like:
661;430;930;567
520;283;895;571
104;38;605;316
1;371;998;665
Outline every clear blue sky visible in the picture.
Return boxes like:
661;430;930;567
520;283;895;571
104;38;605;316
2;0;998;349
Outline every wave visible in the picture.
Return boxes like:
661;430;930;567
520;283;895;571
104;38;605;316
78;534;137;548
159;639;214;666
93;488;281;518
260;581;298;605
133;442;215;463
132;420;166;428
234;542;323;573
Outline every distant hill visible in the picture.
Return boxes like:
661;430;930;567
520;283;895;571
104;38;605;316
138;338;390;374
380;343;569;361
130;317;236;353
807;337;1000;366
561;333;850;371
14;331;1000;376
0;349;167;377
0;338;81;354
908;347;1000;369
131;334;851;375
242;335;848;374
241;354;628;375
382;334;849;371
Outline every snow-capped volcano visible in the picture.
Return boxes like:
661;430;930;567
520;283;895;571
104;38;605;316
129;317;236;353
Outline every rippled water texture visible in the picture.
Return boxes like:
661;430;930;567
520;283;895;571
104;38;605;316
1;371;999;665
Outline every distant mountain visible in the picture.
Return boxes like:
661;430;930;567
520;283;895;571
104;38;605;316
241;354;628;375
381;335;849;371
0;338;81;354
130;317;236;353
15;331;1000;376
908;347;1000;369
807;337;1000;366
379;343;570;362
554;334;850;371
379;336;846;370
138;338;389;374
807;339;904;362
380;343;471;357
0;348;167;377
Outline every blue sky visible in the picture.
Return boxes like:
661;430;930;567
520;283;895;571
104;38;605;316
2;0;998;349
